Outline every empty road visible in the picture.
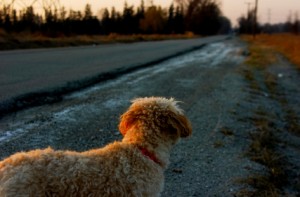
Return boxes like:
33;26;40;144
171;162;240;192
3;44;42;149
0;36;228;117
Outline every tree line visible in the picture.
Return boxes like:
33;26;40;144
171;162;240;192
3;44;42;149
0;0;231;36
238;9;300;35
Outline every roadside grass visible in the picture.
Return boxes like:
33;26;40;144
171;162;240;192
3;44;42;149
242;33;300;137
285;109;300;137
220;127;234;136
236;111;288;197
241;33;300;69
237;35;299;196
0;29;197;50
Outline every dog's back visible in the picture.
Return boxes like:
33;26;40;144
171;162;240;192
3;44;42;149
0;142;164;196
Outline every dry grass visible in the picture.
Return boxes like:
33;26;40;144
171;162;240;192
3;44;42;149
213;140;224;148
0;29;197;50
241;68;261;91
237;36;294;195
285;109;300;137
242;33;300;69
220;127;234;136
243;34;300;137
237;116;287;197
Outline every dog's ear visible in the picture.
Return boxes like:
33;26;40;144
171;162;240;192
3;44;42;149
119;109;136;136
168;112;192;138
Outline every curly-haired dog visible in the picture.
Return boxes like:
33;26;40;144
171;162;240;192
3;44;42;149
0;97;192;197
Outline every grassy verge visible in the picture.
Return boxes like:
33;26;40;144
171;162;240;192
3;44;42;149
242;34;300;138
241;33;300;69
237;34;300;196
237;114;287;197
0;29;196;50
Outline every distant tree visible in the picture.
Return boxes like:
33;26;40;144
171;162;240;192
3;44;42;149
64;9;83;35
4;12;11;31
140;6;166;34
18;6;39;32
81;4;100;35
59;6;67;21
0;10;3;27
0;6;10;29
175;0;223;35
137;0;145;17
260;23;286;34
83;4;93;20
292;12;299;34
109;7;118;33
238;9;259;34
11;9;18;25
166;3;175;33
284;12;293;33
136;0;145;33
101;8;111;34
218;16;231;34
121;2;136;34
173;6;185;33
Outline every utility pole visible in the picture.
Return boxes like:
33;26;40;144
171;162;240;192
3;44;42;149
245;2;252;16
253;0;258;38
245;2;252;34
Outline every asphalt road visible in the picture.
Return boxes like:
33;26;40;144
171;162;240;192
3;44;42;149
0;36;228;117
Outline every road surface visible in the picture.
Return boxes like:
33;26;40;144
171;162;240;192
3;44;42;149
0;36;228;117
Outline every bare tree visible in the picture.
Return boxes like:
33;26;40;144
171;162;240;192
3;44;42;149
140;5;165;34
175;0;222;35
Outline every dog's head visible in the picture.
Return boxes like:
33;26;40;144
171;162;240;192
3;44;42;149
119;97;192;140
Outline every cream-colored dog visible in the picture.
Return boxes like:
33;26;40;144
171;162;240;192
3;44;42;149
0;97;192;197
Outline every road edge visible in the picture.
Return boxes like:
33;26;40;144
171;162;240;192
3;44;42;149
0;36;231;119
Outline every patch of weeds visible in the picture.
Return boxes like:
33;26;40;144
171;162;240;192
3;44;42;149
253;108;269;117
243;69;255;81
213;140;224;148
220;127;234;136
264;70;300;138
236;174;281;197
244;44;277;69
238;115;288;196
242;69;260;91
264;72;278;97
285;109;300;137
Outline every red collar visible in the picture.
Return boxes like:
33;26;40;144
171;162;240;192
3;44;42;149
138;146;162;167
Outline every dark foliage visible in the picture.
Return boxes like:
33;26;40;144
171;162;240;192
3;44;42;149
0;0;231;36
238;8;300;34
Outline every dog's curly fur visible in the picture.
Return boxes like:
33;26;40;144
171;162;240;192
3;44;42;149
0;97;192;197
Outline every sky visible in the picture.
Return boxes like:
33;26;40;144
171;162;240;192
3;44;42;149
11;0;300;26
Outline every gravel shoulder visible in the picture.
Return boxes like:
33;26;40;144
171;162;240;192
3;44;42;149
0;37;299;196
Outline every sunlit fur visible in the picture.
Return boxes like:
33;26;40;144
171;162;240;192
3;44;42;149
0;97;192;197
